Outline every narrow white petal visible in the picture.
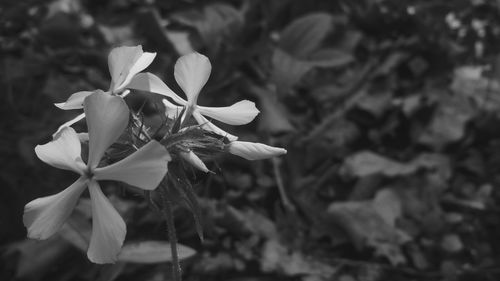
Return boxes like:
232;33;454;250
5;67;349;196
180;150;209;173
24;177;87;240
53;112;86;137
198;100;260;125
128;73;187;105
84;91;129;169
162;99;184;119
193;111;238;141
229;141;287;160
54;91;95;110
114;52;156;93
174;52;211;104
94;141;170;190
87;180;126;264
35;127;86;174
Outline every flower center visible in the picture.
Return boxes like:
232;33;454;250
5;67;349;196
84;168;94;180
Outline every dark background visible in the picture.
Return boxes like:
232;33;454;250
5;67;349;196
2;0;500;280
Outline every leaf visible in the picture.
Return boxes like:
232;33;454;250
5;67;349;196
279;13;334;59
261;239;337;279
308;48;354;68
418;94;474;147
248;83;295;134
342;151;450;178
373;188;402;227
118;241;196;264
171;3;244;52
5;238;70;280
328;200;410;265
451;66;500;111
271;48;313;92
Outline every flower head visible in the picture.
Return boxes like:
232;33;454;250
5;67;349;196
25;92;170;263
142;53;260;141
55;46;157;110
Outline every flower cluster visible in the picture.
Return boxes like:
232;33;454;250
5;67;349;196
24;46;286;264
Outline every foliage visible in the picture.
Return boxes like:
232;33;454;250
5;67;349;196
3;0;500;280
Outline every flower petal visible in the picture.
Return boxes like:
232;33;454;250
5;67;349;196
108;46;156;92
94;141;170;190
180;150;209;173
53;112;86;137
55;91;95;110
128;73;186;105
198;100;260;125
228;141;287;160
24;177;87;240
35;127;86;174
174;52;211;104
162;99;184;119
87;180;126;264
115;53;156;93
193;111;238;141
84;91;129;169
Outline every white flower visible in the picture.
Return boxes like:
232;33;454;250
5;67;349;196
55;45;158;110
139;52;260;141
53;46;180;135
228;141;287;160
24;92;171;264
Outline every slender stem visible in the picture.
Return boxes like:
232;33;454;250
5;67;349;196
160;188;181;281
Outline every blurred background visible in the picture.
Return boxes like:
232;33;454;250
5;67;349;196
2;0;500;280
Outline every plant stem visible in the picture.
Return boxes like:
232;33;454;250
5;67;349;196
160;188;181;281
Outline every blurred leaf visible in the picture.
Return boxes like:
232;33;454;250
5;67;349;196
451;66;500;112
118;241;196;264
328;200;410;265
261;239;337;280
5;238;70;280
342;151;450;178
418;94;474;147
165;30;194;56
279;13;334;59
98;24;135;45
373;188;402;227
271;48;313;92
440;234;463;253
307;48;354;68
171;3;244;53
248;83;295;134
59;210;91;252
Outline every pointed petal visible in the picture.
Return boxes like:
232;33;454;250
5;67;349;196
180;150;209;173
198;100;260;125
129;73;187;105
108;46;156;92
87;180;126;264
36;127;86;174
162;99;184;119
55;91;95;110
174;52;211;103
24;177;87;240
84;91;129;169
229;141;287;160
94;141;170;190
193;111;238;141
53;113;86;137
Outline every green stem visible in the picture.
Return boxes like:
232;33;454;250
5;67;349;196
160;188;181;281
